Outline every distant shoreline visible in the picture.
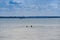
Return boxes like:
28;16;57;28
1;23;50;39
0;16;60;18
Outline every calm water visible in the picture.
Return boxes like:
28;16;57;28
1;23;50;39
0;18;60;40
0;18;60;28
0;18;60;24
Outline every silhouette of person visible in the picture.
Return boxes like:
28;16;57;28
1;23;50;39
31;25;32;27
26;26;28;28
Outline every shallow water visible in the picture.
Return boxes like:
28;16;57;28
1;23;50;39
0;18;60;40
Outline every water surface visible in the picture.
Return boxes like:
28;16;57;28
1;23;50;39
0;18;60;40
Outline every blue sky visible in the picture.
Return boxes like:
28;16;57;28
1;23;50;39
0;0;60;16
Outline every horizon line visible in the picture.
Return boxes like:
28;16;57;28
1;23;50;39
0;16;60;18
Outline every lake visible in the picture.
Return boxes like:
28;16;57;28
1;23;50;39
0;18;60;40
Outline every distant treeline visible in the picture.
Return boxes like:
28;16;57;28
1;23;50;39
0;16;60;18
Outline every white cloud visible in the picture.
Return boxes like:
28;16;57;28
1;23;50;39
13;0;24;3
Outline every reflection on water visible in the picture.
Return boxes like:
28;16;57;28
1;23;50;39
0;18;60;40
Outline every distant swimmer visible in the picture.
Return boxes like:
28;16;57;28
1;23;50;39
26;26;28;28
31;25;32;27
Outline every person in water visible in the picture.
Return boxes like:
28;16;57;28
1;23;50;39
31;25;32;27
26;26;28;28
26;25;32;28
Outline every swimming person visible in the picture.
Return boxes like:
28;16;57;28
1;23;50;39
26;26;28;28
31;25;32;27
26;25;32;28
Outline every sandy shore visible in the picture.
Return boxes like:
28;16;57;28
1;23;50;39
0;26;60;40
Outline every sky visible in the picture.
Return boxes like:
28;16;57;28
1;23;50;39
0;0;60;16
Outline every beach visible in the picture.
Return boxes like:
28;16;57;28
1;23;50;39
0;18;60;40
